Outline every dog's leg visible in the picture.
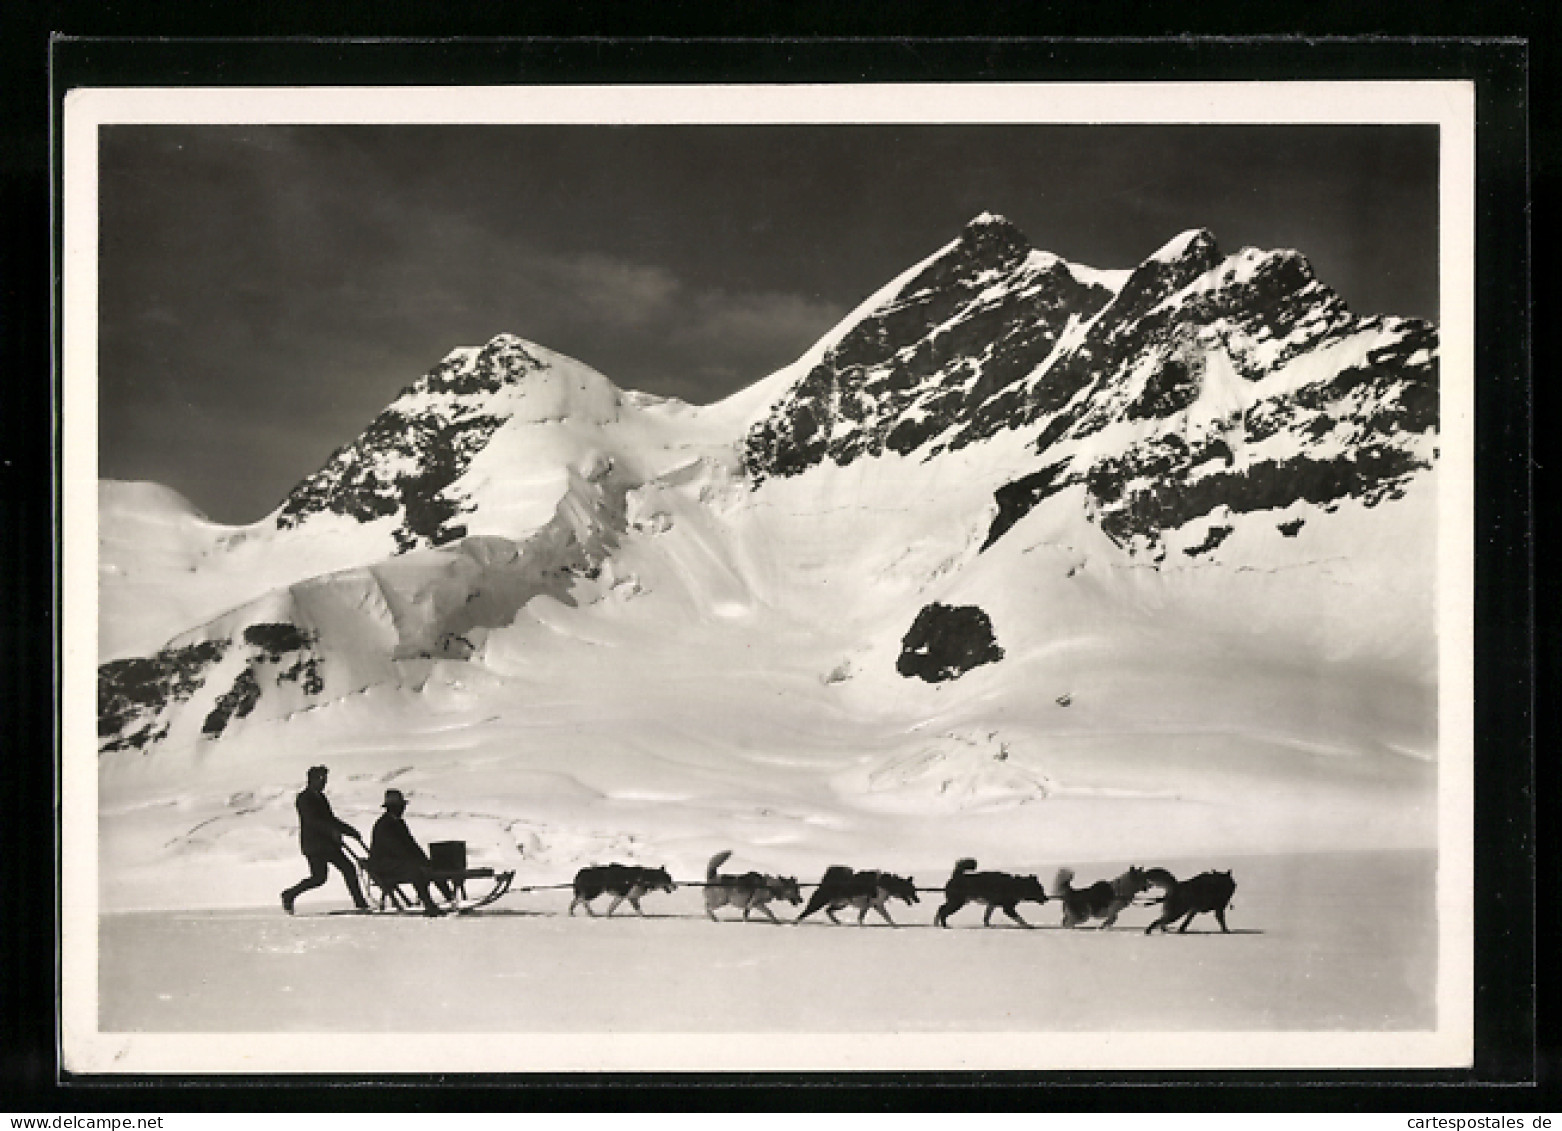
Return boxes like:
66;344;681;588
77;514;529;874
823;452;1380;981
935;898;963;928
826;908;841;925
1101;902;1121;929
875;903;896;927
606;893;626;917
757;903;781;924
629;895;646;916
568;896;580;916
1177;911;1197;933
1003;906;1032;928
1215;908;1229;933
983;904;997;927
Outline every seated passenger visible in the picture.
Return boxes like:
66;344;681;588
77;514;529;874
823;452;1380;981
368;788;453;916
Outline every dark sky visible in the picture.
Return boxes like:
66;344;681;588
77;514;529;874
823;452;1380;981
98;124;1439;524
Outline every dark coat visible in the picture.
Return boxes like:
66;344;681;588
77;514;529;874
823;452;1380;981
369;811;431;873
296;787;358;857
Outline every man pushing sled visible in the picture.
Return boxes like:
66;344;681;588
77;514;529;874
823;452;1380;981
281;765;369;914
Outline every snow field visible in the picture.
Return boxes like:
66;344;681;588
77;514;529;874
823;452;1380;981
99;849;1435;1036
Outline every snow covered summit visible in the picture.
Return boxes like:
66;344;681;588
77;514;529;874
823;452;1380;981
275;334;625;551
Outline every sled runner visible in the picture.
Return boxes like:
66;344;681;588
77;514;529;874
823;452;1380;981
346;840;516;914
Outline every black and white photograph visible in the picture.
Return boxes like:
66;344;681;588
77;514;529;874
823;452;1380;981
60;81;1475;1073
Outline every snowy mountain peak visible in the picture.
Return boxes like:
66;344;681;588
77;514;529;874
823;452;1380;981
1149;227;1219;265
274;332;622;551
741;215;1435;569
101;479;210;524
1104;229;1224;325
958;210;1031;255
744;214;1117;479
966;210;1011;227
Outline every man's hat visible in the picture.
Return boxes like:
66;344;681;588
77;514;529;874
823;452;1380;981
382;788;406;808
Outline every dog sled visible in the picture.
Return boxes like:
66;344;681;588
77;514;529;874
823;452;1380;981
346;840;516;914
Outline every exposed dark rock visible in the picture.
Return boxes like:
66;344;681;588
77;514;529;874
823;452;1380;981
1183;524;1235;557
1126;353;1200;422
1106;230;1221;325
982;462;1074;550
277;654;325;695
279;405;504;552
1030;406;1083;458
245;623;326;694
1093;444;1428;548
202;668;262;738
898;213;1033;297
1277;518;1306;537
744;215;1114;482
99;640;228;753
101;621;335;752
242;622;314;660
896;603;1004;683
276;333;542;550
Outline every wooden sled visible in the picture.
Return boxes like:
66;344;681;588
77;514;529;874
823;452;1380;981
348;841;516;915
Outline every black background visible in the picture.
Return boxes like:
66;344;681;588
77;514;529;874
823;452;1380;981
0;15;1543;1115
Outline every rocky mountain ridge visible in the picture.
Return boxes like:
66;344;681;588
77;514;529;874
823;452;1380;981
744;214;1437;559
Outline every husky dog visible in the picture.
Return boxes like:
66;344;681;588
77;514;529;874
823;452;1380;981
569;863;676;917
704;850;802;923
934;858;1049;928
796;866;920;927
1142;868;1237;934
1054;866;1151;929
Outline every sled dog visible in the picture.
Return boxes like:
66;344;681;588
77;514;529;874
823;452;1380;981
1054;866;1151;929
796;865;920;926
1142;868;1237;933
934;858;1049;928
569;863;675;917
704;850;802;923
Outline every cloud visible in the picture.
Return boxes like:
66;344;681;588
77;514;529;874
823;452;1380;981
544;253;683;329
674;290;846;360
464;247;847;401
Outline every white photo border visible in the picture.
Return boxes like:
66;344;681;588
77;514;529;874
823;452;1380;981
59;80;1476;1074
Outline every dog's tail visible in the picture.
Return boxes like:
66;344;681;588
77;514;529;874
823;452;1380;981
707;849;734;881
1143;866;1178;894
1053;867;1075;896
952;857;978;878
